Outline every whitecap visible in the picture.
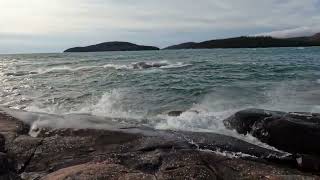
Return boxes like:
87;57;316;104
159;62;192;69
102;61;192;71
37;65;99;74
103;64;132;70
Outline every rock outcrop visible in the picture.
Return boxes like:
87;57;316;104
0;108;319;179
224;109;320;155
224;108;320;172
64;42;160;52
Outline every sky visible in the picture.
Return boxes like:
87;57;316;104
0;0;320;54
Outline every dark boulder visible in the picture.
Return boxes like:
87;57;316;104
296;154;320;172
167;111;184;117
224;109;320;155
0;149;21;180
0;134;5;152
167;110;200;117
0;152;9;174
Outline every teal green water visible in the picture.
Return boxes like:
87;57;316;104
1;47;320;128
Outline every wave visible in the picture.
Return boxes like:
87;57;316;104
1;106;138;137
4;66;102;77
103;64;132;70
297;47;305;50
4;71;38;77
153;105;281;151
75;89;141;119
6;61;193;77
2;102;283;153
131;61;169;69
19;80;320;151
25;89;141;119
159;62;192;69
21;88;280;151
37;65;100;74
103;61;192;70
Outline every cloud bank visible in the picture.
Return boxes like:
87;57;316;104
256;26;320;38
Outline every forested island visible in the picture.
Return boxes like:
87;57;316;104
64;33;320;52
165;33;320;50
64;42;160;52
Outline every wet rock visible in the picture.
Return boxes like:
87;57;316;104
167;110;200;117
296;154;320;172
0;152;20;180
157;165;217;180
6;135;42;173
0;112;27;141
0;134;5;152
0;109;319;179
223;109;320;155
167;111;184;117
24;128;142;173
180;131;287;159
41;149;319;180
0;152;9;174
42;163;156;180
200;152;319;180
0;111;40;175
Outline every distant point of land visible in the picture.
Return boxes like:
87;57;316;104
164;33;320;50
64;41;159;52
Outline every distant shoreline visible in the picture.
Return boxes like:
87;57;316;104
1;46;319;56
64;33;320;53
164;34;320;50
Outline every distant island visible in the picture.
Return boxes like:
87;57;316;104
64;33;320;52
164;33;320;50
64;41;160;52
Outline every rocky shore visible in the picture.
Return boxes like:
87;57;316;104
0;108;320;179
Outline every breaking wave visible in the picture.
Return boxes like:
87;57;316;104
2;48;320;153
37;65;100;74
4;61;193;77
103;64;132;70
103;61;192;70
21;88;283;151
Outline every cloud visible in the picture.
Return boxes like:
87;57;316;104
256;26;320;38
0;0;320;53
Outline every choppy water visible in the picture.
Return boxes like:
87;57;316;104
1;47;320;136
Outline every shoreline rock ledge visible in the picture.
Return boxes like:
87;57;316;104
0;108;320;179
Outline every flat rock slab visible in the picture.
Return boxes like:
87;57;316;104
0;108;319;179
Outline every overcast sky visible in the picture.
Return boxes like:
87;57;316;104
1;0;320;54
